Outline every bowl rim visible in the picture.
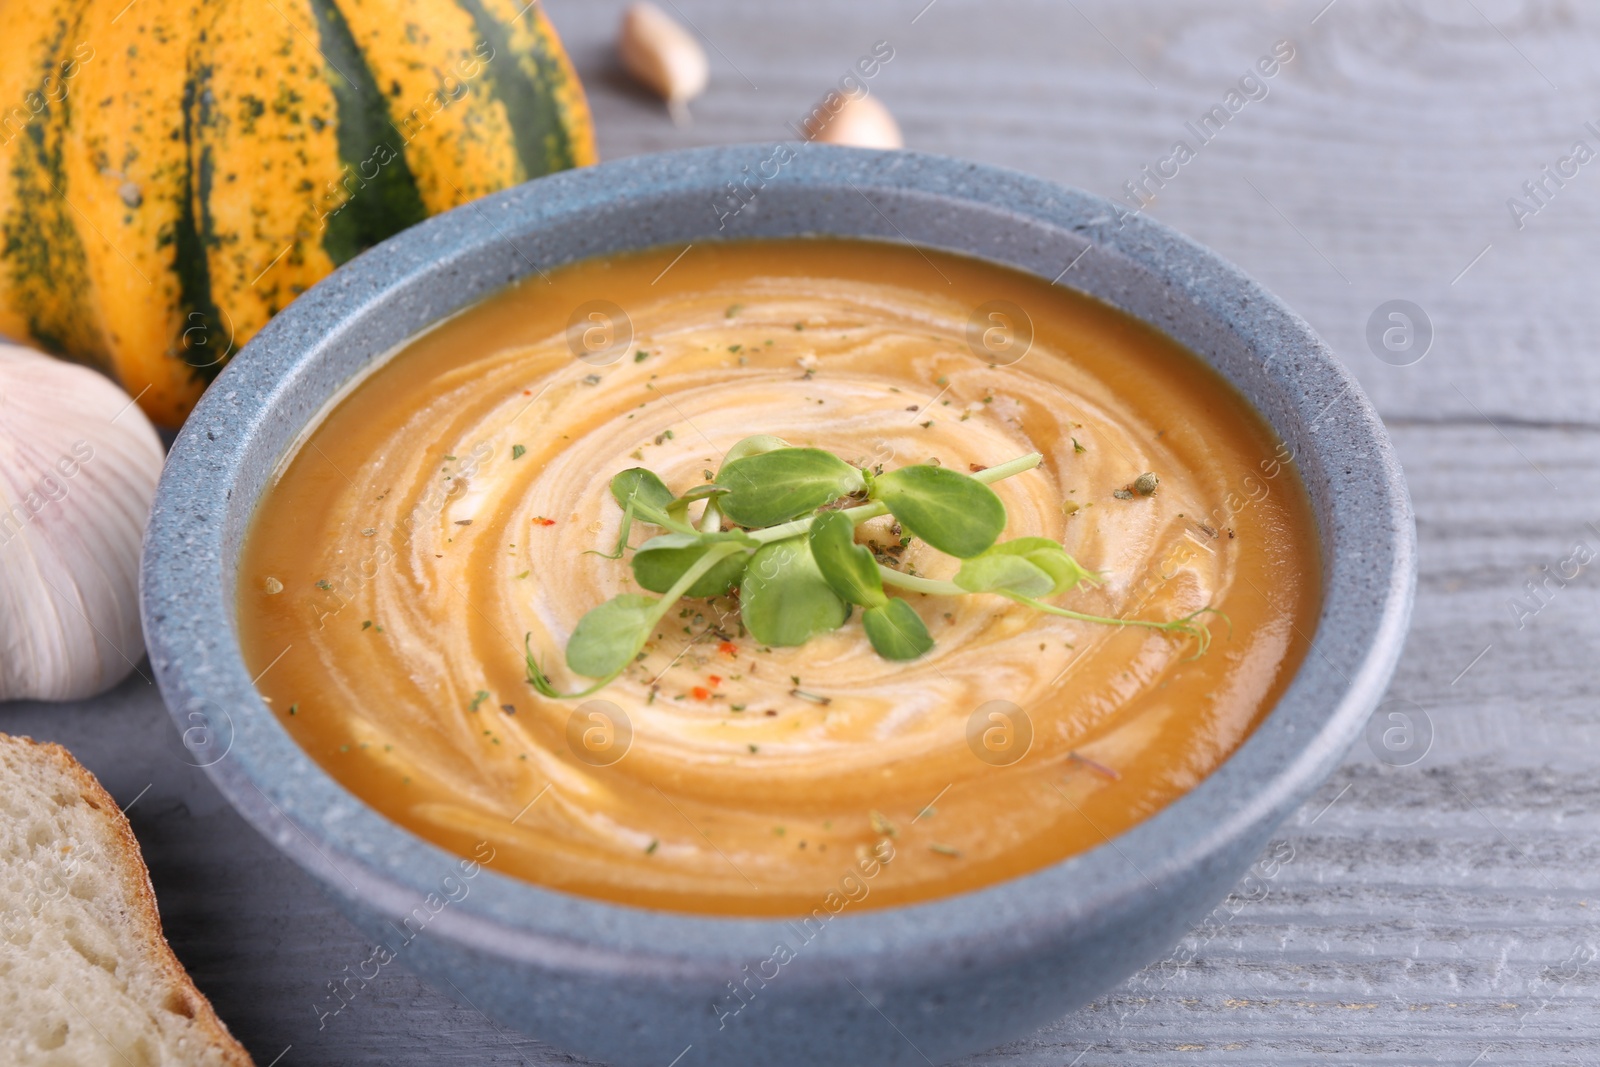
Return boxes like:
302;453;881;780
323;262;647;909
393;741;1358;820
141;143;1415;979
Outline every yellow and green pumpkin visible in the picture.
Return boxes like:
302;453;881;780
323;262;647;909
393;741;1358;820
0;0;595;427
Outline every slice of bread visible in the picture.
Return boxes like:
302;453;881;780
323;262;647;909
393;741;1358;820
0;733;253;1066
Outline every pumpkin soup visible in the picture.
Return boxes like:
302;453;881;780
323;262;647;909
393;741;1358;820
236;238;1319;916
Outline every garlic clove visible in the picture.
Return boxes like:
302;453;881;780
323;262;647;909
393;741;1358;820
804;93;904;150
0;343;164;702
617;1;709;124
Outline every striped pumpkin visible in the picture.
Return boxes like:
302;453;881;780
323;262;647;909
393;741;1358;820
0;0;595;427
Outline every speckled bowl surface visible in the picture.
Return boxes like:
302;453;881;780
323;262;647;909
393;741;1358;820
141;145;1415;1067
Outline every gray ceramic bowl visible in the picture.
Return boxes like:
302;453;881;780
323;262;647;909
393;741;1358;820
142;145;1414;1067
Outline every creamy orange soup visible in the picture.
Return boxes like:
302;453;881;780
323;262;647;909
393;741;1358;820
237;238;1319;916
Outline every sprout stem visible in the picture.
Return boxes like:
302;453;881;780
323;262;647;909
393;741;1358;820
969;452;1044;484
875;567;1216;655
876;567;962;596
1005;596;1218;655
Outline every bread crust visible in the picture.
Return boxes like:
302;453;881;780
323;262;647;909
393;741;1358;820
1;733;254;1067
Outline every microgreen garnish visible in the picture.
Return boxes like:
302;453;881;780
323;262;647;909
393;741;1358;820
717;447;864;526
524;437;1218;697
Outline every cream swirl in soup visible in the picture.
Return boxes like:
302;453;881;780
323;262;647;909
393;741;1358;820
238;239;1319;916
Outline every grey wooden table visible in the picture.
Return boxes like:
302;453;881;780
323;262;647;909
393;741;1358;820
5;1;1597;1063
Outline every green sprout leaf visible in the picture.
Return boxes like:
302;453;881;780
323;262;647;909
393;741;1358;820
872;464;1006;558
565;594;659;678
717;447;867;527
808;511;887;608
591;468;685;558
984;537;1096;595
632;531;755;598
741;537;849;646
956;538;1096;598
610;467;674;521
862;598;934;660
954;553;1054;598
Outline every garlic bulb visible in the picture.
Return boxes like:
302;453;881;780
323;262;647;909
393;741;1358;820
617;1;709;124
0;343;164;702
804;93;904;149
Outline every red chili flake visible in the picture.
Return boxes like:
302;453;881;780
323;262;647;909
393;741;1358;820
691;687;711;701
717;641;738;656
532;517;556;527
523;389;532;395
707;675;722;687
